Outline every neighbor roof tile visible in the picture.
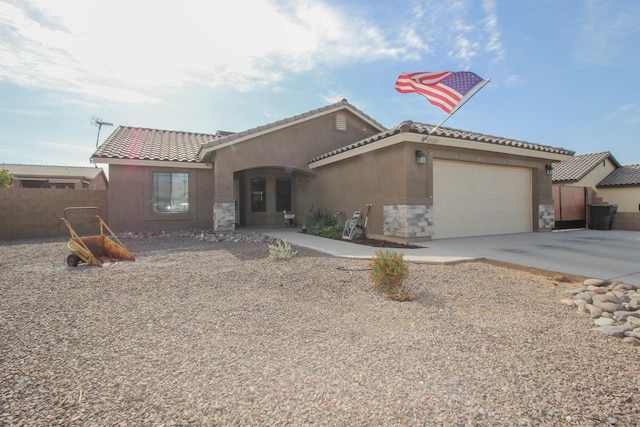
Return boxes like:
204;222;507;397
597;164;640;187
552;152;620;182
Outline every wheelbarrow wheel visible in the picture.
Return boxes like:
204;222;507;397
67;254;80;267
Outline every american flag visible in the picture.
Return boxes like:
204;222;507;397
395;71;485;113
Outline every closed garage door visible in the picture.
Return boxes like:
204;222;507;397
433;160;532;239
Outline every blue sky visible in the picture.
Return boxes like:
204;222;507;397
1;0;639;171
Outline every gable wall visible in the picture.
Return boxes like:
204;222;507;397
213;110;381;174
573;158;617;189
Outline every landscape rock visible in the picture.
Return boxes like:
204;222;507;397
563;278;640;346
583;278;609;287
592;325;632;338
592;300;623;313
593;317;616;327
614;311;640;320
592;294;622;305
626;317;640;327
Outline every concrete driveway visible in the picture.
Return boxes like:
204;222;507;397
262;228;640;285
414;229;640;285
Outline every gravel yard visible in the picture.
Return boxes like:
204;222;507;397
1;236;639;426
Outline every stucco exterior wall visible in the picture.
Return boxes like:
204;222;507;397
108;164;214;232
597;186;640;231
310;138;556;242
210;111;382;227
306;143;415;238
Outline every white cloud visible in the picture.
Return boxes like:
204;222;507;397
0;0;412;104
482;0;505;61
504;74;523;87
574;0;640;66
0;0;505;104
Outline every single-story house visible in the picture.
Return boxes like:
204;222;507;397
91;99;573;242
1;164;108;190
552;152;640;230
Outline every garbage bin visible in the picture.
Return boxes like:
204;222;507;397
588;204;618;230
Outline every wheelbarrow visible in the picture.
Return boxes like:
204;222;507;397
59;208;135;267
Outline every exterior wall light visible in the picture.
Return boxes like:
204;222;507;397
415;150;426;164
545;164;554;176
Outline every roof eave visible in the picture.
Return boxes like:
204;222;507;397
91;157;212;169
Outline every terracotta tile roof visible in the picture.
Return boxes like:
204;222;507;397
199;99;386;156
597;164;640;187
93;127;219;163
309;120;574;163
552;152;621;182
1;164;105;179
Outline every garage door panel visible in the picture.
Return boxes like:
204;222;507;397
433;160;531;239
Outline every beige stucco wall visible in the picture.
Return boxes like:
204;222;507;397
108;164;214;232
598;186;640;212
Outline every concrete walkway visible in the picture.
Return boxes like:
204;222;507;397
256;227;640;285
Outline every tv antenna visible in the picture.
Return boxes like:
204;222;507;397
91;116;113;149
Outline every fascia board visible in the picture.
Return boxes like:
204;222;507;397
309;132;571;169
424;135;572;161
91;158;212;169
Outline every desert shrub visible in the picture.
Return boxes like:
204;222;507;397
306;206;337;231
0;168;14;188
369;250;411;300
308;224;343;238
268;239;298;261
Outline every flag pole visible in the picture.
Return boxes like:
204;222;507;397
423;78;491;142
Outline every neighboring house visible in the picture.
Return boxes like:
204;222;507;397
92;99;574;242
597;165;640;230
552;152;640;231
1;164;109;190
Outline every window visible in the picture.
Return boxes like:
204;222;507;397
153;172;189;213
275;177;291;211
251;178;266;212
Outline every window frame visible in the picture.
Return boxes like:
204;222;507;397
144;169;196;221
275;177;292;212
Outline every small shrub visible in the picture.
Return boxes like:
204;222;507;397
369;250;411;300
0;168;14;188
268;239;298;261
308;224;343;238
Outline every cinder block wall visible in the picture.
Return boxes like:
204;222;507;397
613;212;640;231
0;189;109;239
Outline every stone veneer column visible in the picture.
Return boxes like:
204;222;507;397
538;204;555;231
383;205;433;238
213;202;236;231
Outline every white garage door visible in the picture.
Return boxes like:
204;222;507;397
432;160;532;239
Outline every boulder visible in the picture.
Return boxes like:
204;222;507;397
592;325;632;338
584;278;609;287
593;317;616;327
592;300;623;313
